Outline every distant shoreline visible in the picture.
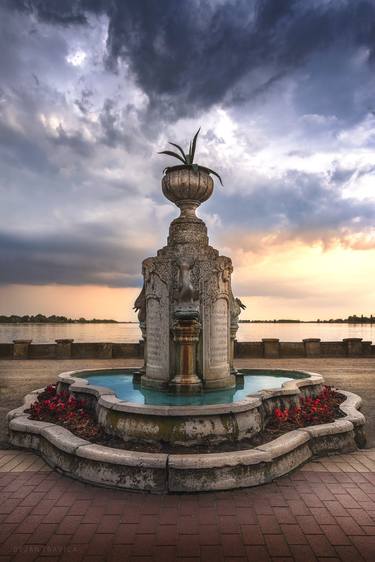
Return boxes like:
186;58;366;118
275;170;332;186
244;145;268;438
0;321;138;324
240;320;375;324
1;314;374;325
0;314;137;324
0;321;373;325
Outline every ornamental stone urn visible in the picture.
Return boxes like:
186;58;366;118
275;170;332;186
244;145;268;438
134;164;243;393
162;165;214;219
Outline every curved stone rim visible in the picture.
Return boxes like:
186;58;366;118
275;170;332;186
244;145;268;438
7;386;366;493
56;367;323;417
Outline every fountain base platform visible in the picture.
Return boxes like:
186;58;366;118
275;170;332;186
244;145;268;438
7;368;366;492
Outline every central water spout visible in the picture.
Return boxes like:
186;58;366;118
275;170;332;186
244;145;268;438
169;316;202;393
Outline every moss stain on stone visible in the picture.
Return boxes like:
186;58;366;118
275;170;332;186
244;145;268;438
220;413;239;441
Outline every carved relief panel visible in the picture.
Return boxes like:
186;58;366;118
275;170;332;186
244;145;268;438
199;255;232;384
143;258;170;384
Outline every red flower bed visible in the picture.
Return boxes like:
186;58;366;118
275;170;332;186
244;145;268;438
25;384;345;451
27;384;103;441
270;385;344;430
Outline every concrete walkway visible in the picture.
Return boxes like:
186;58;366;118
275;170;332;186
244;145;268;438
1;449;375;561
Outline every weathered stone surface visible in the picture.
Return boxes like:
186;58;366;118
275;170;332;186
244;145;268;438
262;338;280;358
29;344;56;359
59;367;324;448
168;449;272;492
13;339;32;359
97;407;263;447
303;338;321;357
9;415;54;433
256;430;310;458
9;430;41;450
300;419;353;438
268;442;312;480
136;167;245;393
343;337;363;356
40;426;88;454
280;342;305;358
5;339;375;360
76;443;167;467
74;457;167;492
6;385;366;492
338;389;366;427
55;339;74;359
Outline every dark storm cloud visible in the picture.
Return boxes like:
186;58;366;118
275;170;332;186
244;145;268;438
7;0;92;25
9;0;375;117
2;0;375;292
0;228;144;287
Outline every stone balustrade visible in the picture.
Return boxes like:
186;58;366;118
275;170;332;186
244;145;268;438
12;339;32;359
0;337;373;360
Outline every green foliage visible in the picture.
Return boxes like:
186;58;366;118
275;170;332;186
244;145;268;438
158;128;223;185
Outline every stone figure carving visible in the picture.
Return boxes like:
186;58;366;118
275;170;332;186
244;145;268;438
133;285;146;323
143;257;156;289
230;293;246;326
143;256;169;292
215;257;233;293
234;297;246;316
229;294;246;375
177;257;197;304
175;257;199;319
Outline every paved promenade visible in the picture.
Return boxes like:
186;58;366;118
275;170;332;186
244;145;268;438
1;448;375;561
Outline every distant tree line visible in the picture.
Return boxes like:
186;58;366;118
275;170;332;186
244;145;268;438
320;315;375;324
239;319;301;323
0;314;118;324
240;315;374;324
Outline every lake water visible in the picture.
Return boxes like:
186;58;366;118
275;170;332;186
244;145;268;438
0;322;374;343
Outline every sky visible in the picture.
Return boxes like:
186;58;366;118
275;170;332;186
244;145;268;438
0;0;375;321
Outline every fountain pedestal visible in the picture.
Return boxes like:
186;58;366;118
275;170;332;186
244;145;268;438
134;166;244;394
169;318;202;394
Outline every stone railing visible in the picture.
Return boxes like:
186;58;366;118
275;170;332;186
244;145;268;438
0;337;374;360
0;339;143;360
235;338;375;358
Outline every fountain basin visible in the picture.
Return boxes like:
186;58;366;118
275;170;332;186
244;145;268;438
7;376;366;492
54;368;324;448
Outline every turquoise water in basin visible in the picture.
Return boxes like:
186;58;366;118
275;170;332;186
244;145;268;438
80;369;308;406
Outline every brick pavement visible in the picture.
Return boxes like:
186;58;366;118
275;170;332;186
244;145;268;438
1;449;375;561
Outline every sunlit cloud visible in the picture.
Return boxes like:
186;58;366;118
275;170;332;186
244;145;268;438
66;49;87;67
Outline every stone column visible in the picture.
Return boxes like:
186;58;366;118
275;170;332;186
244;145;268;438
343;338;363;356
139;322;147;373
55;339;74;359
303;338;321;357
262;338;280;358
169;319;202;394
230;324;238;375
13;340;32;359
133;332;146;385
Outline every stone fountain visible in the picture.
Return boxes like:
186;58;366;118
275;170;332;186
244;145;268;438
7;139;366;492
134;165;244;394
